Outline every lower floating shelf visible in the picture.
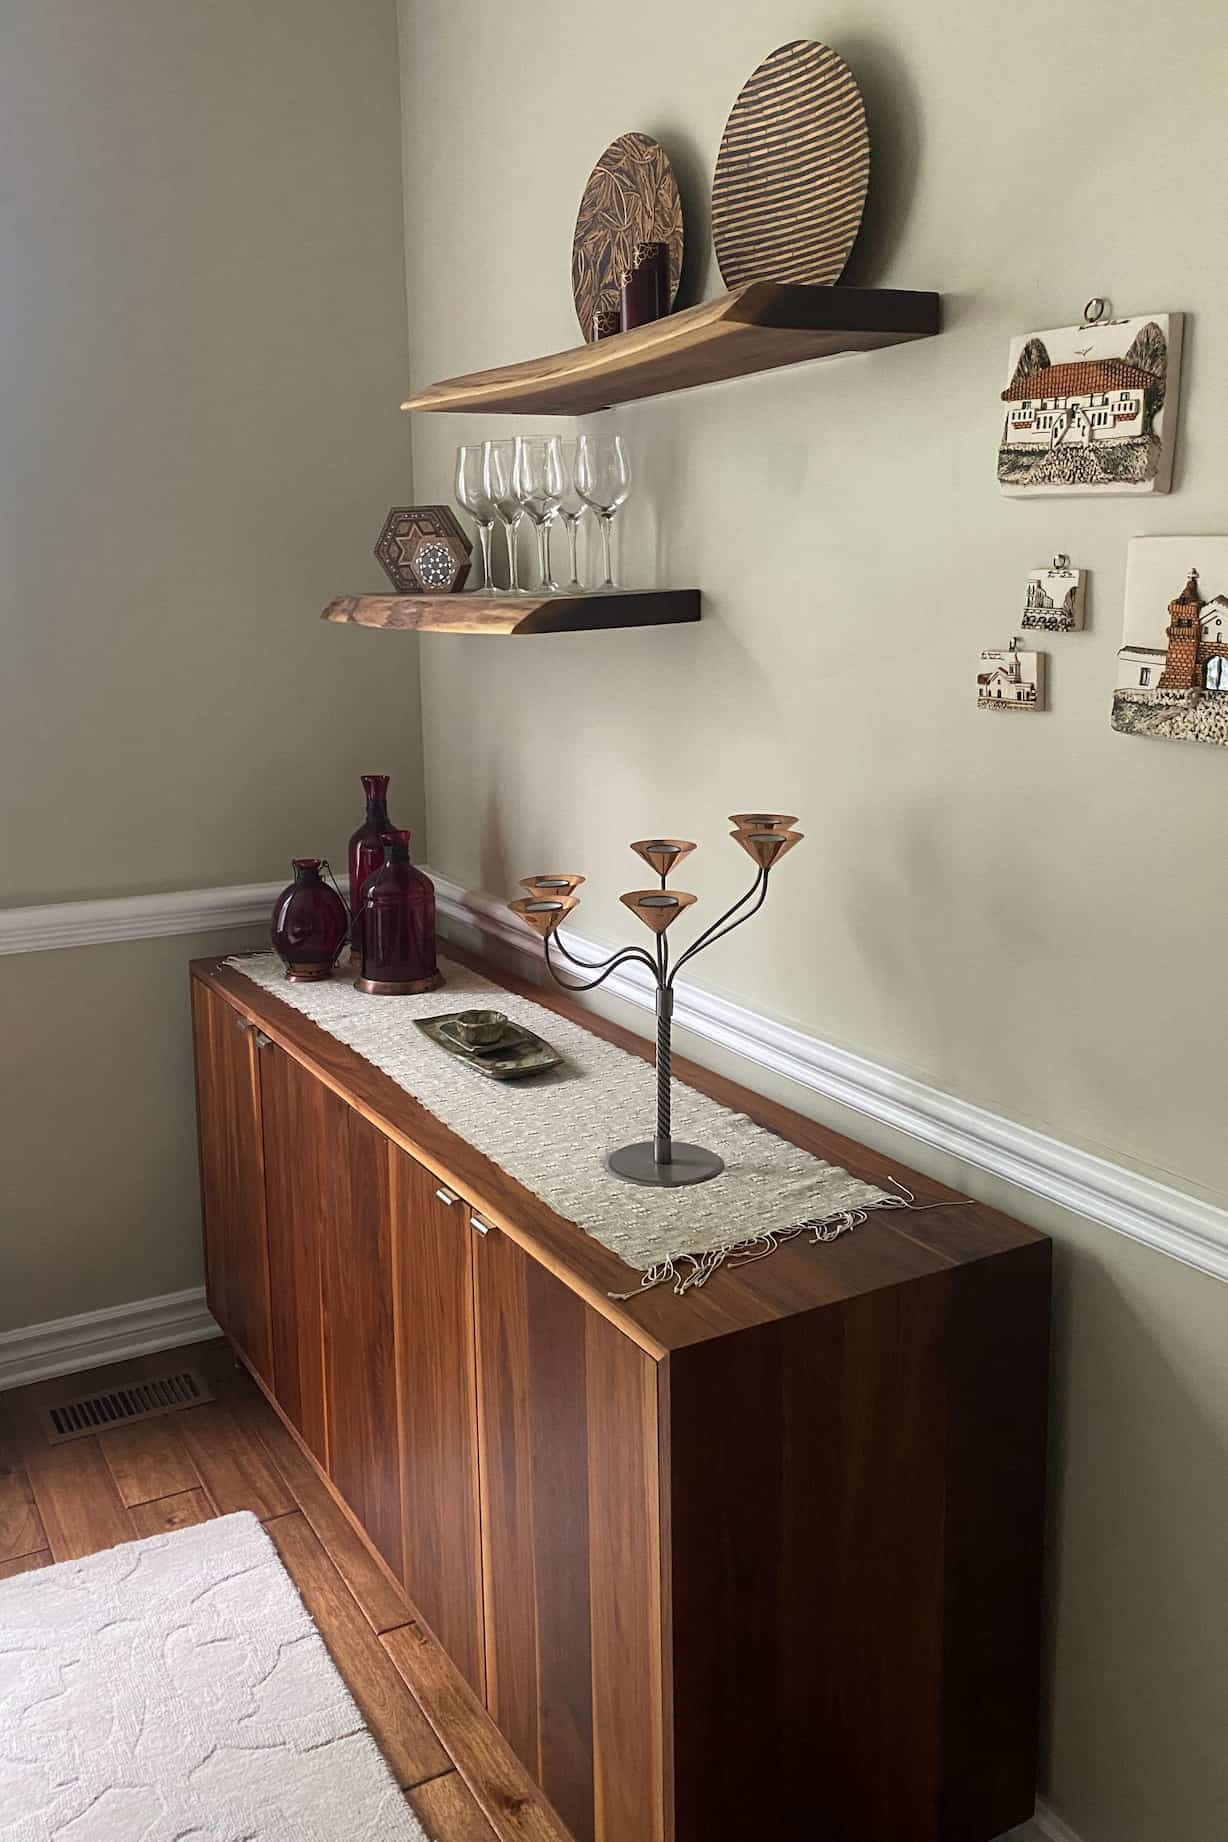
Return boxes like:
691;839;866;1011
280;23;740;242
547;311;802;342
322;589;700;637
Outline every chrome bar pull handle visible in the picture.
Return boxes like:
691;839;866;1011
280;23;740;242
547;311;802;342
435;1186;459;1208
470;1214;492;1237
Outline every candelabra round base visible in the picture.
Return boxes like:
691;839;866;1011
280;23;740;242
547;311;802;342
605;1141;726;1187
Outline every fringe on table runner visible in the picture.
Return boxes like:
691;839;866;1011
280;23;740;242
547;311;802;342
609;1192;912;1299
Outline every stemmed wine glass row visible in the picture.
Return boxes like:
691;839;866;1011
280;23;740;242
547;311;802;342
455;435;632;594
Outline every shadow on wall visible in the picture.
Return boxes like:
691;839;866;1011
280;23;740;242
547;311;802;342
642;120;713;308
836;32;922;288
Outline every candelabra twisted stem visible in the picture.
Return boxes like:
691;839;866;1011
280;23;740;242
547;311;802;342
655;987;673;1164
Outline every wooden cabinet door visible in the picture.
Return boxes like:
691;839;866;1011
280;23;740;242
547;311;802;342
320;1108;403;1577
389;1152;483;1694
473;1226;668;1842
191;982;273;1385
259;1041;346;1469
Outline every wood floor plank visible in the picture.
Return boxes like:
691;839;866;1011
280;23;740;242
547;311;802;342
0;1400;48;1563
267;1511;449;1790
23;1439;133;1561
177;1402;294;1520
129;1489;215;1538
409;1770;501;1842
0;1549;51;1579
382;1621;575;1842
99;1417;200;1506
0;1473;44;1565
220;1359;413;1636
0;1449;46;1565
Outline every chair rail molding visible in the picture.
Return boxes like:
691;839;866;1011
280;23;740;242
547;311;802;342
429;870;1228;1290
0;1288;218;1392
0;881;284;955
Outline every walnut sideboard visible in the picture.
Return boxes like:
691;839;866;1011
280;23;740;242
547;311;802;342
190;951;1050;1842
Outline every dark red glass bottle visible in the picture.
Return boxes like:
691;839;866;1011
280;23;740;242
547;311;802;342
355;830;441;995
348;774;394;962
270;859;348;981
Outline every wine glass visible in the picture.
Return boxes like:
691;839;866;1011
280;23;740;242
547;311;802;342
482;439;525;592
557;440;587;590
454;444;496;591
513;436;565;591
575;434;632;589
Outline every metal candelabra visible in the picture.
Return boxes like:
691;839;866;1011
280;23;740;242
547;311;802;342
509;814;803;1187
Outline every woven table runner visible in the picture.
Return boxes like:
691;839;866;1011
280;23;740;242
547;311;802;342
228;953;899;1295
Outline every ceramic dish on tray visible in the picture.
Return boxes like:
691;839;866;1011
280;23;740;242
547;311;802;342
415;1011;563;1080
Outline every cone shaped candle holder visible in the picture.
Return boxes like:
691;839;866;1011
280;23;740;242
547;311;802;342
510;813;803;1187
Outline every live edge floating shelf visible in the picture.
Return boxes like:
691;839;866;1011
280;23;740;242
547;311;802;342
323;589;700;637
401;281;941;416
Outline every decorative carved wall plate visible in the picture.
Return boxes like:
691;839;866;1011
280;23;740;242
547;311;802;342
571;133;684;343
711;40;869;290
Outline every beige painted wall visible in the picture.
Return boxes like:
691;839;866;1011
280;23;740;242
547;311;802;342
400;3;1228;1838
0;0;420;905
1;0;416;1324
0;926;266;1327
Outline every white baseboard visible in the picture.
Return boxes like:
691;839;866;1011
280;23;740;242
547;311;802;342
430;870;1228;1289
0;881;283;956
0;1287;218;1392
1010;1803;1087;1842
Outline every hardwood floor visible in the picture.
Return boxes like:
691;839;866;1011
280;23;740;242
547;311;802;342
0;1338;533;1842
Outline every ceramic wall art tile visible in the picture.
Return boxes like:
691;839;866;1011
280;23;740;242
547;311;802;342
1022;557;1087;633
1113;536;1228;749
977;646;1045;712
998;312;1183;496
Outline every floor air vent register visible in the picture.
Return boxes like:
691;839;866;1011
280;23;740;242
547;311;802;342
40;1368;214;1445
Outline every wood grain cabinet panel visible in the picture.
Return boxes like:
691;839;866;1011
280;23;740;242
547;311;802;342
474;1226;664;1842
390;1150;484;1695
190;982;273;1385
320;1110;402;1577
259;1040;342;1468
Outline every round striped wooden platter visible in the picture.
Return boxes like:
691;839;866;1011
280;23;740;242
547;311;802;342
711;40;869;291
571;132;684;342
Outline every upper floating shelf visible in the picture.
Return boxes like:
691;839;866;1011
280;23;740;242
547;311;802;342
322;589;700;637
400;282;941;417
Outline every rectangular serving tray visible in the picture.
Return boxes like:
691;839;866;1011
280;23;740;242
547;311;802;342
414;1011;563;1080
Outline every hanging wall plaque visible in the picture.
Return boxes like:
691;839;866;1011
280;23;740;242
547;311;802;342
1022;555;1087;633
998;308;1184;497
977;644;1046;712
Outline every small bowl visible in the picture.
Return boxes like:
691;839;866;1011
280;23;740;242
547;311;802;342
451;1009;510;1048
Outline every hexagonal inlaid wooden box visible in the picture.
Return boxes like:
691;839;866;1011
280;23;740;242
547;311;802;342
374;505;472;594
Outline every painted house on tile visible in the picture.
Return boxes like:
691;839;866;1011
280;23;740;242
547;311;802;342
998;316;1179;493
977;648;1042;710
1157;570;1228;689
1003;359;1149;451
1113;539;1228;749
1117;569;1228;690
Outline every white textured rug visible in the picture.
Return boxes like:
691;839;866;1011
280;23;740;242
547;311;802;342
228;952;898;1294
0;1512;426;1842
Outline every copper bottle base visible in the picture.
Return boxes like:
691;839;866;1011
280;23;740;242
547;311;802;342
284;965;336;983
355;970;445;997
